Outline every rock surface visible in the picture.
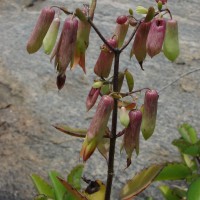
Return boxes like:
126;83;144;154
0;0;200;199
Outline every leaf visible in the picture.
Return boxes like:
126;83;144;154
31;174;54;199
49;171;67;200
53;124;87;138
178;123;198;144
120;164;164;200
154;163;192;181
57;177;88;200
187;177;200;200
159;185;180;200
67;164;84;190
182;154;198;171
125;70;134;92
172;139;200;156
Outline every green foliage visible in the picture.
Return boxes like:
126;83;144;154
32;165;84;200
156;123;200;200
120;164;164;200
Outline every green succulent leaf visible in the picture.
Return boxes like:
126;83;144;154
172;139;200;156
125;69;134;92
31;174;54;199
53;124;87;138
49;171;68;200
67;164;84;190
120;164;164;200
187;177;200;200
159;185;180;200
57;177;88;200
154;163;192;181
182;154;198;172
178;123;198;144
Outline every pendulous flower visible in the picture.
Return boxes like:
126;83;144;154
130;21;151;69
86;87;100;111
122;110;142;168
146;18;166;58
94;38;117;78
51;16;78;90
80;95;114;161
71;1;96;73
141;90;159;140
43;16;60;55
163;19;179;61
114;15;129;48
27;7;55;54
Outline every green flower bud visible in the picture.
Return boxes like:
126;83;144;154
136;6;148;14
92;81;103;89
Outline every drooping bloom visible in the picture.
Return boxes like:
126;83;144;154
141;90;159;140
146;18;166;58
80;95;114;161
26;7;55;54
71;1;97;73
51;16;78;90
122;110;142;168
94;38;117;78
130;21;151;69
86;87;100;111
43;16;60;55
163;19;179;61
114;15;129;48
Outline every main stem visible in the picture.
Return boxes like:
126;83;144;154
105;50;120;200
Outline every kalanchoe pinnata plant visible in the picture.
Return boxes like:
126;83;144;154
26;0;180;199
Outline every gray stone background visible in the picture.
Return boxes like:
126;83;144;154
0;0;200;199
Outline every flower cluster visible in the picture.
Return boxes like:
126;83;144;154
131;4;179;69
26;4;96;89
